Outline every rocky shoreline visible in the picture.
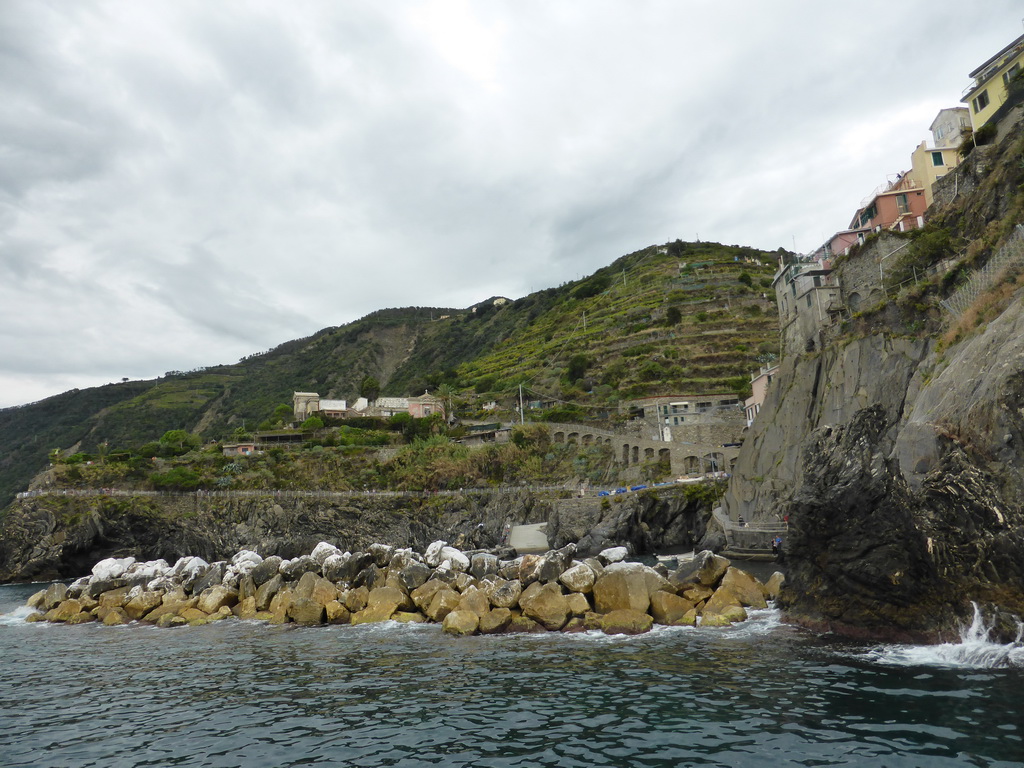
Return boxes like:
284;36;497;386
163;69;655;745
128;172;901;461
24;541;783;635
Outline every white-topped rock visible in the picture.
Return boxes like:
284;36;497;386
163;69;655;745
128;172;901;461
91;556;136;581
439;546;470;573
231;550;264;572
598;546;628;564
310;542;342;566
126;559;170;581
424;540;447;568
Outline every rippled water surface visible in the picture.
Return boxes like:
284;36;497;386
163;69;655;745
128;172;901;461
2;583;1022;767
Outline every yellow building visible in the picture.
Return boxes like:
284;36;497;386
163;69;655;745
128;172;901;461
961;32;1024;130
909;141;960;206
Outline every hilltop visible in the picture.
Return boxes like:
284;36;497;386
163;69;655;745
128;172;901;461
0;240;783;506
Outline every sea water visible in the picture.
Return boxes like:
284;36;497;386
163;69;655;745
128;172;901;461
1;583;1022;768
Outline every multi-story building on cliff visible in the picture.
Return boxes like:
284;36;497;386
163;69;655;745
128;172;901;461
772;254;842;356
961;31;1024;131
849;173;928;234
908;107;970;206
744;365;778;426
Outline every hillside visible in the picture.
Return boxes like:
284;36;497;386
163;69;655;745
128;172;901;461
0;240;783;506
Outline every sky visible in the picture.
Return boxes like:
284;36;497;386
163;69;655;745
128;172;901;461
1;1;1022;409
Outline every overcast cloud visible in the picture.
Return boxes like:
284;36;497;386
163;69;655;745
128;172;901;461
1;1;1021;408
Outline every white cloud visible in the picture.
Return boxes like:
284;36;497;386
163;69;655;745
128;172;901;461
1;0;1021;407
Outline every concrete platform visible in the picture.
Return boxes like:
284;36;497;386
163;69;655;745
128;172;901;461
508;523;549;554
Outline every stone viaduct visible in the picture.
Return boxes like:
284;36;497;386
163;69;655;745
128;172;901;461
542;422;740;478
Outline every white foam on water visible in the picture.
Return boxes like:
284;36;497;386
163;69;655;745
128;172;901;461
0;606;44;627
861;603;1024;669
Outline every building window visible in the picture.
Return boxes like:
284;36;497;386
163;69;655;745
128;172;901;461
896;194;909;214
1004;63;1021;87
805;294;812;308
973;90;990;113
932;151;944;167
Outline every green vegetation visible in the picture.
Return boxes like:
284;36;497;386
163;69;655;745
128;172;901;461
0;239;782;506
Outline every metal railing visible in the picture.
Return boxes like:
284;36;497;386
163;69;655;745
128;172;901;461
941;225;1024;316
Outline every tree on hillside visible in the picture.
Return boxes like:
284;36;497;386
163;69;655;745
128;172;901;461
360;376;381;402
566;354;590;382
272;403;293;425
159;429;200;455
665;306;682;326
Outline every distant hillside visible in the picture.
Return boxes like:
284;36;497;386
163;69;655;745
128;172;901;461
0;240;784;506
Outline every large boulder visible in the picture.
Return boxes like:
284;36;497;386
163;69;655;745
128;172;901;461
367;543;394;568
519;582;570;631
600;609;653;635
537;544;577;583
353;586;408;623
191;562;227;595
124;590;164;620
345;585;370;613
399;561;432;593
42;582;68;610
311;541;342;567
701;586;748;624
650;591;696;625
763;572;785;600
410;580;446;613
424;540;447;567
93;557;136;581
280;555;319;581
288;597;326;625
425;588;461;622
598;547;628;564
470;553;499;580
484;579;521;609
197;585;238;615
720;568;768;609
321;553;350;583
478;608;513;634
566;592;591;617
442;609;479;636
250;556;283;586
559;563;596;594
592;563;653;614
518;554;543;585
456;586;491;618
47;599;84;622
255;574;283;611
439;547;470;573
676;550;731;588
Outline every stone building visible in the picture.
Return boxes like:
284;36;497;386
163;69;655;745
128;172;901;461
622;393;746;448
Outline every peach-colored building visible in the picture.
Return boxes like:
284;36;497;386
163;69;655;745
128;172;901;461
408;393;444;418
744;365;778;427
850;174;928;233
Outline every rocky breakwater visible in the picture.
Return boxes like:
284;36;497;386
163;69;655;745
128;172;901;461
23;543;783;636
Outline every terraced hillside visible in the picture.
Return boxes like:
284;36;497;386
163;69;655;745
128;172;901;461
0;239;784;505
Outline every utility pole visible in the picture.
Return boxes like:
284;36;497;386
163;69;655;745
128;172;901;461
519;384;525;425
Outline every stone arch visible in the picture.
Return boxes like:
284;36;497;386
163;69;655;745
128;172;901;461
847;291;862;312
553;431;565;444
682;455;701;475
631;446;639;464
567;432;579;444
658;448;670;463
621;444;630;464
582;434;593;446
644;447;654;461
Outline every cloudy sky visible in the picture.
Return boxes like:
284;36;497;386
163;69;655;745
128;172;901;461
1;1;1021;408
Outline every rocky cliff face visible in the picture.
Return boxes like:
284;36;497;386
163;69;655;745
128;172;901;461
0;485;711;583
724;301;1024;641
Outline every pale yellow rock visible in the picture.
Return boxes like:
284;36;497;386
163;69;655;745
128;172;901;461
325;600;350;625
566;592;591;617
650;591;696;625
599;609;653;635
592;568;650;614
345;585;369;613
456;586;490;618
49;599;83;622
519;582;569;631
425;588;461;622
288;597;326;625
102;609;128;626
763;572;785;600
66;611;95;625
410;580;444;612
98;588;130;609
720;568;768;609
124;591;164;620
442;609;479;636
26;589;47;610
478;608;513;634
196;586;238;615
180;608;209;622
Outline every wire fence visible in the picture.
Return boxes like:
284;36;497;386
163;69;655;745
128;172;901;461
940;225;1024;316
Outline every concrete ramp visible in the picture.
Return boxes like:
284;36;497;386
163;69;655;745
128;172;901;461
508;523;549;554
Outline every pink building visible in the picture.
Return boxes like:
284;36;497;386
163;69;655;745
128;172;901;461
850;175;928;233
